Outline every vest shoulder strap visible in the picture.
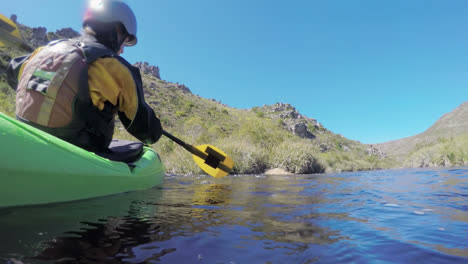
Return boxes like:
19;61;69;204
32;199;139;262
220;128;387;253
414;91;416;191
76;35;116;63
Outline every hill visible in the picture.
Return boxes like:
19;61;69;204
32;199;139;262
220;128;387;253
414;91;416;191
133;72;393;174
1;17;466;174
376;102;468;167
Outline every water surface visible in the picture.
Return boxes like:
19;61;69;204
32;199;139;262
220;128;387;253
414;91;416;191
1;167;467;263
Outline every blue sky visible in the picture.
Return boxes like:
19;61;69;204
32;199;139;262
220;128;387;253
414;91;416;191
2;0;467;144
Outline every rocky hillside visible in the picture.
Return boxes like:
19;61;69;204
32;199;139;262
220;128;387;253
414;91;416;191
1;17;465;174
376;102;468;157
423;102;468;138
374;102;468;168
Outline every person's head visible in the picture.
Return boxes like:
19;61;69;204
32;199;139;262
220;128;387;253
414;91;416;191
82;0;137;54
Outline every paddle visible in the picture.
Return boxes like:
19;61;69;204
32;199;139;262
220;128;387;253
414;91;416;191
162;130;234;178
0;14;33;52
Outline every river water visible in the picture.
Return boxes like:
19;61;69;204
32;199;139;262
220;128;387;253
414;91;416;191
0;167;467;263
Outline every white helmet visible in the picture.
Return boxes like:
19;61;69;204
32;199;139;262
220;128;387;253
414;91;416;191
83;0;137;46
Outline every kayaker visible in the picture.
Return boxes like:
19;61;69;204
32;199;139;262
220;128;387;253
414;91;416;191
7;0;162;152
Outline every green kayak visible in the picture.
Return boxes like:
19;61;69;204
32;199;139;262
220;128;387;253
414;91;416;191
0;111;165;208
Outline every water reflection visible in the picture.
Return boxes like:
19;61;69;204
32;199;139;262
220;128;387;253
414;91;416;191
1;168;467;263
192;183;232;206
35;214;184;263
8;176;341;263
0;188;164;263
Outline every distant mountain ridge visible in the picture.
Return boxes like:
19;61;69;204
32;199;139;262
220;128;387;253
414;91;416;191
425;102;468;137
376;102;468;158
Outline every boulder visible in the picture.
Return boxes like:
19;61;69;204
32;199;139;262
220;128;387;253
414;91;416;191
264;168;293;175
134;61;161;79
289;122;314;139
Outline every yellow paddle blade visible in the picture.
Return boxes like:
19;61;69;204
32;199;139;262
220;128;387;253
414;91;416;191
192;144;234;178
0;14;23;47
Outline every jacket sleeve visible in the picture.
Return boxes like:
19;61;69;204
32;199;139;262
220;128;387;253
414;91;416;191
116;57;163;144
6;54;31;91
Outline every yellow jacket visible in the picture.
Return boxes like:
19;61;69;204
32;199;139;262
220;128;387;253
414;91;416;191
88;57;138;121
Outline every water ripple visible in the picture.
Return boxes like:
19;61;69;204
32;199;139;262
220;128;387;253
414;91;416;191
0;167;467;263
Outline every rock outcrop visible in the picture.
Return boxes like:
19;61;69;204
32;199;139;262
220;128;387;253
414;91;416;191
176;83;191;93
257;102;322;139
28;26;48;47
10;15;17;23
366;145;387;159
289;122;314;139
54;28;80;39
134;62;161;79
13;15;80;49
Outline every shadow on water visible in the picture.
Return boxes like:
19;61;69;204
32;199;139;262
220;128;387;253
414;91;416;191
0;175;346;263
0;187;166;263
1;168;467;263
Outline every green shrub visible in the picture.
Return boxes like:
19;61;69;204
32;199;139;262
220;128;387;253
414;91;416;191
270;141;325;174
183;101;195;113
217;138;268;174
175;111;186;118
404;134;468;167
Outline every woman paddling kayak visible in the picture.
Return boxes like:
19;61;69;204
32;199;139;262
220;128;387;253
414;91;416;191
6;0;163;154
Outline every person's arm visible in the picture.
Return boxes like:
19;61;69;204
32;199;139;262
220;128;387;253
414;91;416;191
88;57;162;144
6;47;43;90
117;57;162;144
6;54;30;90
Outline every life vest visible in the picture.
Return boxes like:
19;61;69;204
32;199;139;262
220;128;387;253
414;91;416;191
15;35;117;151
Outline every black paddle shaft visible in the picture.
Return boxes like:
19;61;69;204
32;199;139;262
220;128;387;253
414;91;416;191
162;130;231;172
162;130;207;159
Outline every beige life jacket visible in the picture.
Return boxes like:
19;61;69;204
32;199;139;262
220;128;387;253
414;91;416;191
14;36;117;151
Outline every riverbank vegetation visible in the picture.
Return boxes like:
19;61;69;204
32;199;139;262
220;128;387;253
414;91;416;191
404;135;468;168
112;74;396;175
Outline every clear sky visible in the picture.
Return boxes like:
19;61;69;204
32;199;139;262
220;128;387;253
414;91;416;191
2;0;467;144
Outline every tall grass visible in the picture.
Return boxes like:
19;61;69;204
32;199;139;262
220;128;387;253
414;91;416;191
269;140;325;174
0;62;401;176
404;135;468;167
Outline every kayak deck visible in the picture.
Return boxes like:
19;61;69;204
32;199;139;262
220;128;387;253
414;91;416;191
0;112;165;208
